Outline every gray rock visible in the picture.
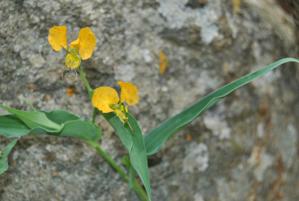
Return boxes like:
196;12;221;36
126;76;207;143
1;0;299;200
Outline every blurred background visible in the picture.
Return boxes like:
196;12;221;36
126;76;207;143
0;0;299;200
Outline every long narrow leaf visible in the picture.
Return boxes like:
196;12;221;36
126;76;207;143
104;112;151;200
127;114;151;201
144;57;299;155
45;110;79;124
0;115;31;138
59;119;101;141
0;109;101;141
129;165;137;189
0;139;18;175
0;105;62;132
103;113;133;151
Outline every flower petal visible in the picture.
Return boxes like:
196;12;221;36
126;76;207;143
92;87;119;113
65;53;81;69
48;25;67;51
70;38;80;50
78;27;96;60
118;81;139;105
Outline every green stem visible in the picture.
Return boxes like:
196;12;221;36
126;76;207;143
86;141;149;201
92;108;97;123
79;66;93;98
79;67;149;201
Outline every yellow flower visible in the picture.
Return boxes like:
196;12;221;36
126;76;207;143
92;87;119;113
65;51;81;69
75;28;96;60
92;81;139;123
48;25;96;69
118;81;139;105
48;26;67;51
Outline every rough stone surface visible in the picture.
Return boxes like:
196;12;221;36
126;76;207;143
1;0;299;200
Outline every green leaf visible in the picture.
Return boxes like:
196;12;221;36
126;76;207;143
104;112;151;200
0;105;62;132
103;113;133;151
144;57;299;155
121;155;137;189
129;164;137;189
0;139;18;175
45;110;79;124
127;114;151;201
0;108;101;142
121;155;130;168
59;119;101;141
44;110;101;141
0;115;31;138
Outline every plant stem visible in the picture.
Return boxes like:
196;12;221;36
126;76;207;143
79;66;93;98
79;67;149;201
86;141;149;201
92;108;97;123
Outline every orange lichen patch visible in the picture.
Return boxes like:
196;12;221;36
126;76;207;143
42;94;52;102
159;50;169;75
27;83;37;92
185;134;193;141
232;0;241;14
66;86;76;97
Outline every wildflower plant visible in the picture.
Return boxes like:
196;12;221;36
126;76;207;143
0;25;299;201
48;25;96;69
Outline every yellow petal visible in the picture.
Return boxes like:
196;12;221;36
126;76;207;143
78;27;96;60
70;38;80;50
92;87;119;113
48;25;67;51
118;81;139;105
65;53;81;69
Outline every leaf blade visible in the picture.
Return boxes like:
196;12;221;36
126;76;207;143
144;57;299;155
104;112;151;200
127;114;152;201
0;115;31;138
0;105;62;132
0;139;18;175
59;119;101;141
0;109;101;142
103;113;133;151
45;110;79;124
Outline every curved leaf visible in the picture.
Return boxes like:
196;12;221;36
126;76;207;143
103;113;133;151
0;139;18;175
104;112;151;200
59;119;101;141
0;108;101;142
127;114;151;201
144;57;299;155
45;110;79;124
0;115;30;138
0;105;62;132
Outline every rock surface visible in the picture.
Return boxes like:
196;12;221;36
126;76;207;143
1;0;299;200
